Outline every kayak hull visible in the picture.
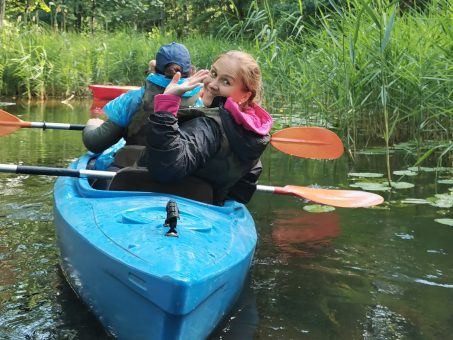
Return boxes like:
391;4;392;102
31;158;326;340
53;154;257;339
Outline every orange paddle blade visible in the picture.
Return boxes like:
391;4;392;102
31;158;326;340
271;127;344;160
0;109;31;136
279;185;384;208
257;184;384;208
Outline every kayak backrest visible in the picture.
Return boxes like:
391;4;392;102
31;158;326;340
113;145;146;168
108;166;214;204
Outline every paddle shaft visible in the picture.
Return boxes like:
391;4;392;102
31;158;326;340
0;164;114;179
257;184;303;203
0;120;85;130
0;119;332;144
257;185;288;195
3;122;331;145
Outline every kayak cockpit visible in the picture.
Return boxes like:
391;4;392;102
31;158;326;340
80;152;215;204
108;166;214;204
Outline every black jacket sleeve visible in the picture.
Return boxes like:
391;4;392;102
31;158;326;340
226;159;263;203
82;120;125;154
144;111;221;182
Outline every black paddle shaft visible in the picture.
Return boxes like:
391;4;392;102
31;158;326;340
0;164;115;179
15;165;81;177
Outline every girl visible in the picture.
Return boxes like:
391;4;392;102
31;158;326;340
141;51;273;205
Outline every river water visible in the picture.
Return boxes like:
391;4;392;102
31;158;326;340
0;102;452;339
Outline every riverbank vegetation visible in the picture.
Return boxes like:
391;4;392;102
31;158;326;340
0;0;451;160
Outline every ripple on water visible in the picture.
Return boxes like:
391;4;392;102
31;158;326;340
362;304;411;340
1;203;52;221
427;249;447;255
0;304;57;339
414;279;453;288
394;233;415;240
0;176;28;196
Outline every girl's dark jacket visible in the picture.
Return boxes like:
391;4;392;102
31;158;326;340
139;96;272;205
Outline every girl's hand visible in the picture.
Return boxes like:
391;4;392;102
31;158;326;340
164;69;209;97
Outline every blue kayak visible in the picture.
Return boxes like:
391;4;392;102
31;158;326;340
53;153;257;339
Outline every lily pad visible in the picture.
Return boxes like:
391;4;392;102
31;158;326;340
348;172;384;178
393;170;417;176
408;166;438;173
303;204;336;213
438;179;453;185
437;167;453;173
427;193;453;208
435;192;453;199
349;182;391;191
400;198;430;205
434;218;453;227
390;182;415;189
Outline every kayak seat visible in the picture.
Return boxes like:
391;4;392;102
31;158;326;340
113;145;146;168
108;166;214;204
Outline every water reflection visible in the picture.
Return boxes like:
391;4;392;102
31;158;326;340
271;210;341;257
90;99;109;116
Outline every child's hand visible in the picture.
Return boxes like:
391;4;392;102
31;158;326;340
164;69;209;97
148;59;156;73
86;118;104;127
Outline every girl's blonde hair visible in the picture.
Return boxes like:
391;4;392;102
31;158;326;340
214;51;262;106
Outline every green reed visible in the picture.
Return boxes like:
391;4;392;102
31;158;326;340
314;0;452;165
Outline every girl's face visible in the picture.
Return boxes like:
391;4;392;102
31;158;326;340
202;56;251;107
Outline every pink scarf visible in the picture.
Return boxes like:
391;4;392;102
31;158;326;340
224;97;273;136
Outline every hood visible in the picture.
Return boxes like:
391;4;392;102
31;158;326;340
216;98;271;162
224;97;272;136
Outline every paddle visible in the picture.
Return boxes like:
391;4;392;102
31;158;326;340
256;184;384;208
0;109;344;160
0;164;383;207
0;109;85;136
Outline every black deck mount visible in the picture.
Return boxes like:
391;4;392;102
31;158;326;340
164;200;180;237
